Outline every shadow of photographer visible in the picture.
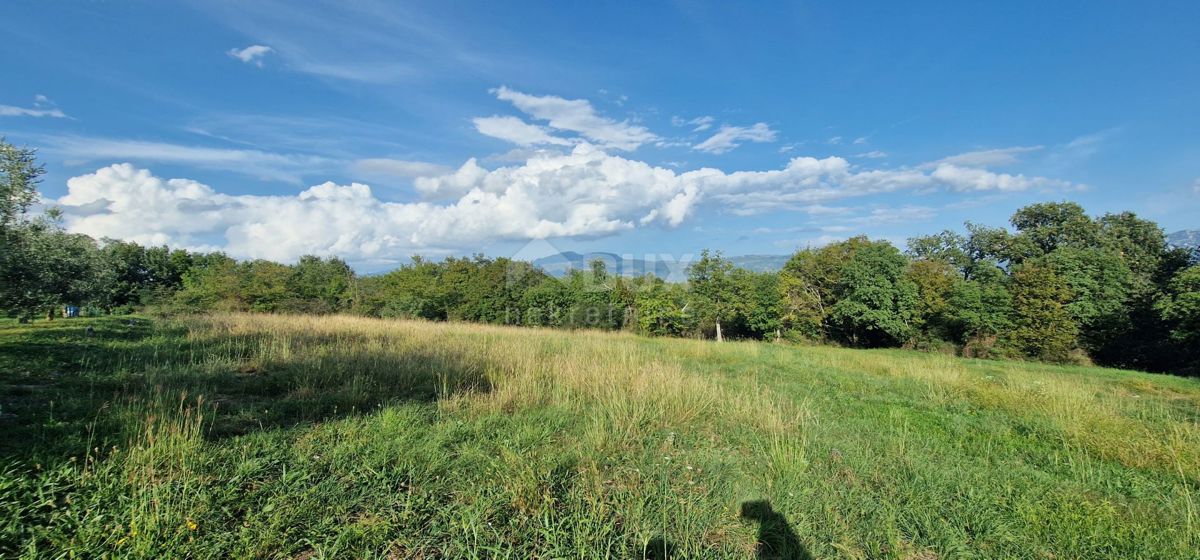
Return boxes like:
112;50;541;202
740;500;811;560
639;500;811;559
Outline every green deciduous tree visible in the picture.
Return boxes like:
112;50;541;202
287;255;354;313
1007;265;1079;362
1;139;102;319
1;139;47;316
1009;201;1101;258
827;240;918;347
635;278;691;337
519;275;570;327
906;258;962;341
0;138;42;231
1035;247;1132;354
907;230;971;276
778;236;876;340
355;256;448;320
175;253;240;311
1157;266;1200;344
732;270;786;340
1098;211;1168;281
239;260;294;312
687;250;736;341
1;216;100;319
95;240;151;311
560;260;619;330
945;274;1013;357
1154;265;1200;375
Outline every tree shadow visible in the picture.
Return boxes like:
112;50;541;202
0;316;492;463
740;500;812;560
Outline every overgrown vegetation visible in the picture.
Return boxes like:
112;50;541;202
0;314;1197;557
3;139;1198;375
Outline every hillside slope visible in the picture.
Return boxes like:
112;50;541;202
2;314;1198;558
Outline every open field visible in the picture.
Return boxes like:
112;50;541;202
1;314;1198;558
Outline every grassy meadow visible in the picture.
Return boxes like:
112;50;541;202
1;314;1198;559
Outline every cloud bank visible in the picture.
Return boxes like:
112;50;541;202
55;141;1082;264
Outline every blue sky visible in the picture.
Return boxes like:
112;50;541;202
2;1;1197;270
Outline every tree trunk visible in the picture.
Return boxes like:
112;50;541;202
715;321;723;342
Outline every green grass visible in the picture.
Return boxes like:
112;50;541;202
1;314;1197;559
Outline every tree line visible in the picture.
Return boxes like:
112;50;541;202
3;139;1198;375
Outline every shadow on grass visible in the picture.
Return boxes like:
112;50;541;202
641;536;678;559
0;316;492;463
637;501;809;559
741;500;811;560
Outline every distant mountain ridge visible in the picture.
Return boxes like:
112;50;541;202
1167;229;1200;250
528;231;1200;280
728;254;793;272
531;252;791;279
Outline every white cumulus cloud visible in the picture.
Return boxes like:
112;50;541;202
56;149;696;263
55;143;1083;265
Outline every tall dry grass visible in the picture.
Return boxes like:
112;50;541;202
184;313;809;438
